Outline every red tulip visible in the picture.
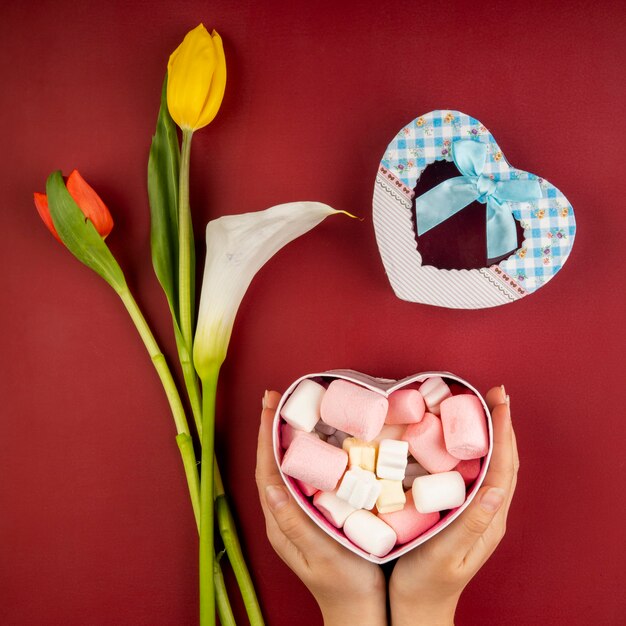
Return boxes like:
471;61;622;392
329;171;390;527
34;169;114;243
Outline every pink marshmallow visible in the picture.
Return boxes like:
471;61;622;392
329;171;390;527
454;458;482;486
440;395;489;460
320;380;388;442
281;433;348;492
280;422;319;449
378;491;440;544
403;413;460;473
385;389;426;425
419;377;452;416
294;478;318;497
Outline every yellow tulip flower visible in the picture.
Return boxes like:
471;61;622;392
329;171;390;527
167;24;226;131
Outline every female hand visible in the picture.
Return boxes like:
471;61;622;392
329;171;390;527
389;385;519;625
255;391;387;626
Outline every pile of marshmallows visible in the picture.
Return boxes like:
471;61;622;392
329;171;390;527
279;377;489;558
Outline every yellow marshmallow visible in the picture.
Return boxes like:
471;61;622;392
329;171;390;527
343;438;377;472
376;479;406;514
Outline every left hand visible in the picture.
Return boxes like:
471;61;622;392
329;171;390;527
255;390;387;626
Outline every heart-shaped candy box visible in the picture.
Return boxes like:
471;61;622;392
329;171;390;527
273;370;493;564
373;110;576;308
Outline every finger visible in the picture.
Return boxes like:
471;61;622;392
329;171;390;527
254;390;337;561
254;390;283;489
254;390;293;552
482;402;515;491
466;406;519;568
430;402;514;560
485;385;507;413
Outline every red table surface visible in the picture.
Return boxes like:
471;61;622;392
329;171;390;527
1;1;625;624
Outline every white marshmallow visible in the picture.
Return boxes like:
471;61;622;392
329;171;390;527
315;420;337;436
280;379;326;432
336;467;381;510
412;471;466;514
343;510;397;557
402;460;429;488
419;377;452;416
376;480;406;514
376;439;409;480
313;490;357;528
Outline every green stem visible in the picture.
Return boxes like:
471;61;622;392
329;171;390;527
215;553;237;626
178;128;194;354
118;287;242;624
176;433;200;528
215;464;265;625
173;329;203;437
199;372;218;625
119;287;190;437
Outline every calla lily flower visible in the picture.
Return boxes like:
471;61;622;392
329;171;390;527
193;202;348;379
34;169;113;243
167;24;226;131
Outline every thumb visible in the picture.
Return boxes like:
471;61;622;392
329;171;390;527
265;484;327;554
434;486;505;557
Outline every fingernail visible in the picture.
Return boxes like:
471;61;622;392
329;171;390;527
500;384;506;401
505;394;511;410
266;485;289;511
480;487;505;513
262;390;269;410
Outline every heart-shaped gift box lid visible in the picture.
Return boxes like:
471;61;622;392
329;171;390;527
273;370;494;564
373;111;576;309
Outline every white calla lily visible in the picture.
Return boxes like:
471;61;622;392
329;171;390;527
193;201;350;380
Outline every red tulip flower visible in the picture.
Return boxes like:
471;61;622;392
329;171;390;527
34;169;114;243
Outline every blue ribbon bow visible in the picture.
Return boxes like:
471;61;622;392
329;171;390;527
414;140;542;258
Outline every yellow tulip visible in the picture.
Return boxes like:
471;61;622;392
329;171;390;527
167;24;226;131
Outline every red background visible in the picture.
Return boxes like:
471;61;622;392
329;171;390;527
1;1;625;624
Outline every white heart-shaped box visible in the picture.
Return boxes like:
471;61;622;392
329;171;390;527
273;370;493;564
373;110;576;308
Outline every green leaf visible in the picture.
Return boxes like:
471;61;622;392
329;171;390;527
148;75;181;325
46;171;126;293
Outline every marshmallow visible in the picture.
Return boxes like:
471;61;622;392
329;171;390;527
313;490;356;528
327;430;353;448
385;389;426;425
326;435;340;447
440;395;489;460
376;479;406;514
320;380;388;441
412;471;466;514
280;422;320;449
454;458;482;486
378;491;440;544
403;460;429;489
315;420;337;436
336;467;381;510
343;510;397;557
403;413;460;473
281;433;348;492
294;478;318;497
376;439;409;480
343;438;377;472
372;423;407;445
280;379;326;432
419;377;452;416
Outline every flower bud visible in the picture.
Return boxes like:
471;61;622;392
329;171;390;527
167;24;226;131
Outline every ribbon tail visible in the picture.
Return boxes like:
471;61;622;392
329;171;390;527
486;198;518;258
415;177;479;235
